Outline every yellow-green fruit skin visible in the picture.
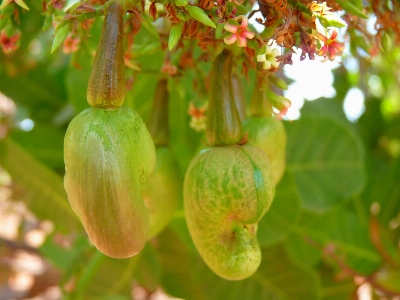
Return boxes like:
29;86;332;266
142;147;181;238
64;106;156;258
184;145;275;280
243;117;287;184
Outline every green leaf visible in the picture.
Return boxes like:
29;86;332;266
268;74;288;90
51;21;73;53
14;0;29;10
134;244;161;292
158;229;320;300
65;50;92;113
168;22;184;51
175;0;188;6
76;250;139;298
363;156;400;227
284;231;322;267
319;264;356;300
10;125;65;169
336;0;368;18
185;6;216;28
257;173;301;246
158;228;206;300
301;98;348;124
0;0;12;10
318;15;347;28
285;116;366;212
40;234;92;273
291;208;382;275
0;138;80;232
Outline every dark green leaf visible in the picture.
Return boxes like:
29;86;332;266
301;98;348;124
134;243;161;292
158;229;320;300
65;51;91;113
319;264;356;300
10;125;65;170
76;250;139;298
291;208;382;275
258;173;301;246
363;156;400;227
284;231;322;267
285;116;366;212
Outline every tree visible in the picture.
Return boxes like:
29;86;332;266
0;0;400;299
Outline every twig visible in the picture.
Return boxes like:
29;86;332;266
304;236;400;298
369;216;400;268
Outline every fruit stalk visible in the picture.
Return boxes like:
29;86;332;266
250;78;273;117
231;72;247;121
206;49;242;146
87;0;125;108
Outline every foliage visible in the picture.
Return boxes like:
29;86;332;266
1;0;400;299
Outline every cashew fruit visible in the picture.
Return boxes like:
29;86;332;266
184;145;275;280
64;106;155;258
243;116;287;184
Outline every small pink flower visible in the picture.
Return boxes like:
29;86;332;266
313;30;344;61
0;31;21;54
63;35;80;54
224;16;255;48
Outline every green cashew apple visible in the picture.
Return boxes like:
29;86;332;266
243;116;287;184
64;107;155;258
64;0;156;258
184;145;275;280
142;146;181;238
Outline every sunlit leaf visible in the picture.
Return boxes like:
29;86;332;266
185;6;216;28
14;0;29;10
51;21;73;53
0;0;12;10
168;23;184;51
336;0;368;18
0;138;80;232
